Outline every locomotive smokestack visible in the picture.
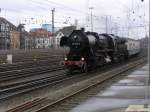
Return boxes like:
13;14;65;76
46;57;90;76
81;28;85;32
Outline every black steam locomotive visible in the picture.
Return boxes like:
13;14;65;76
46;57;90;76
60;28;138;73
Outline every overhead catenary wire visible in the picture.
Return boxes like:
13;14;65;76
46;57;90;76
1;0;148;36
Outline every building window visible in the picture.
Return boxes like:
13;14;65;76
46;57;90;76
6;23;9;31
1;23;5;31
2;32;5;37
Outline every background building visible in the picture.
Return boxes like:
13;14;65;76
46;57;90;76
10;31;20;49
41;24;60;32
55;26;76;48
0;17;16;49
30;28;52;48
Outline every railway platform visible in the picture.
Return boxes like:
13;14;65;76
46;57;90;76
70;63;150;112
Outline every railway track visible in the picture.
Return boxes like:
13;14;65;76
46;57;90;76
0;61;65;101
0;57;63;72
0;63;66;100
0;49;65;63
35;57;147;112
0;52;65;103
39;63;148;112
5;56;147;112
0;70;68;101
0;62;63;82
0;48;65;56
11;55;63;63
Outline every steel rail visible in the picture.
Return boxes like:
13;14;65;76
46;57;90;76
0;63;64;82
0;71;68;101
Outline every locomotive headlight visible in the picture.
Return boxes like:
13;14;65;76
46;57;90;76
81;57;85;61
64;58;67;61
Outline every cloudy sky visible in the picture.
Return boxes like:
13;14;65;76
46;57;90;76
0;0;149;38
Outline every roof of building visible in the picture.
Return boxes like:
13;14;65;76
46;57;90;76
41;24;60;32
56;26;76;36
0;17;16;29
29;28;52;38
17;24;25;32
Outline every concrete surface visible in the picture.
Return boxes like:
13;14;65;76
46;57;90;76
70;63;149;112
